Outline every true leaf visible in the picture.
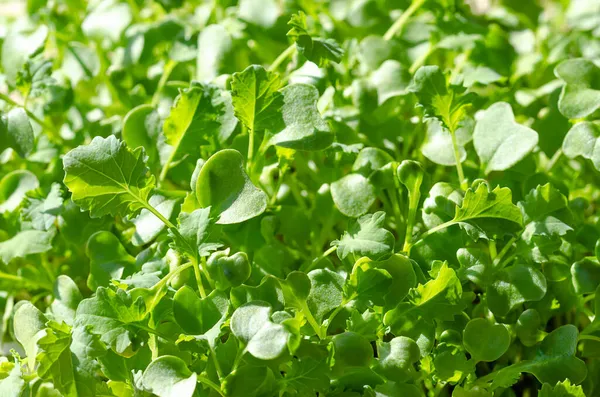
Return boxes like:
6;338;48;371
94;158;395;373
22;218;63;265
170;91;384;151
74;287;148;355
333;212;395;261
63;135;155;218
231;65;281;133
451;183;523;240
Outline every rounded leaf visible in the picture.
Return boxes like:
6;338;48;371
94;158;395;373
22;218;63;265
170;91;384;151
206;251;251;290
331;331;373;369
463;318;510;362
195;149;267;224
142;356;197;397
0;170;39;213
331;174;376;218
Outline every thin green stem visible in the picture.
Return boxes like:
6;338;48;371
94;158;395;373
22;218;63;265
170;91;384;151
402;188;421;253
301;302;324;339
302;246;337;273
388;189;404;241
198;376;225;397
546;148;563;172
142;201;177;229
159;147;178;184
408;220;455;253
210;345;224;381
489;240;497;261
383;0;426;40
269;44;296;71
579;334;600;343
409;44;435;74
269;165;289;206
493;236;517;267
154;188;189;198
450;128;467;190
152;59;177;107
247;127;255;174
191;258;207;298
323;295;355;336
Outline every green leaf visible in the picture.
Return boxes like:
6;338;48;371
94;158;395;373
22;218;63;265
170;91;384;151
14;302;47;371
0;229;55;265
131;194;178;246
0;360;26;397
473;102;538;174
0;170;39;213
0;108;35;157
374;336;420;381
333;212;395;261
122;104;162;167
539;380;586;397
230;301;293;360
206;250;251;290
408;65;474;133
74;287;148;355
562;122;600;171
231;65;281;133
195;149;268;224
331;331;373;370
287;12;343;66
463;318;510;362
141;356;197;397
489;325;587;388
1;25;48;83
36;321;94;397
518;184;573;242
451;183;523;240
86;231;135;290
555;58;600;119
21;183;63;231
172;207;222;260
422;118;473;166
571;257;600;294
384;264;463;327
347;260;392;306
163;82;237;158
269;84;334;151
63;135;155;218
486;264;547;317
51;275;83;326
283;357;330;395
173;287;229;346
516;309;545;347
331;174;376;218
307;269;344;323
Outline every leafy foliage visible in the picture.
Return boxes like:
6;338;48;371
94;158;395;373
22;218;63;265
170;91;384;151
1;1;600;396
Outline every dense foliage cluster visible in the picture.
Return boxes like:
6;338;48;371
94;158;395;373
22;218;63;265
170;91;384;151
2;0;600;396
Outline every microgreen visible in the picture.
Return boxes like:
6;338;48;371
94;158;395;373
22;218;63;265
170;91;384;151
1;1;600;396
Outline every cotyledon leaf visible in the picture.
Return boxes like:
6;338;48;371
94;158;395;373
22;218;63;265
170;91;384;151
195;149;267;224
473;102;538;174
